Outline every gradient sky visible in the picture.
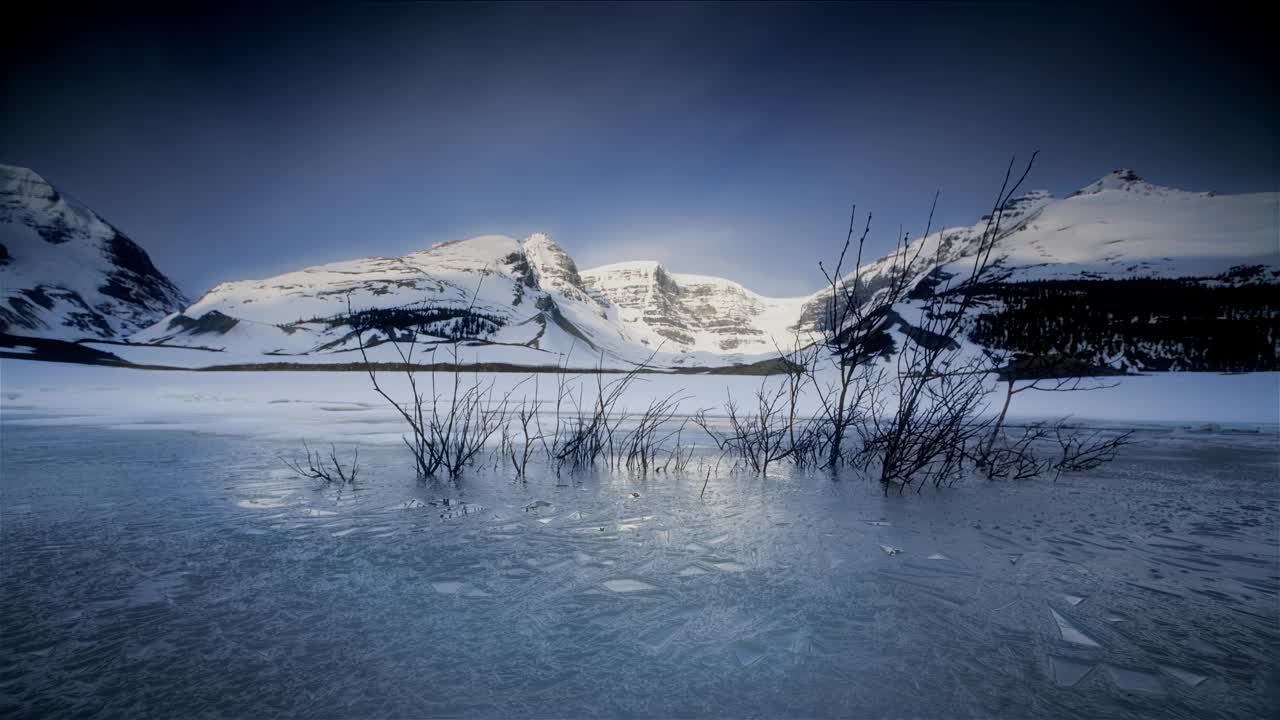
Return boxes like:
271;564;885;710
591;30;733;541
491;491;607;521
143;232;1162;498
3;2;1274;298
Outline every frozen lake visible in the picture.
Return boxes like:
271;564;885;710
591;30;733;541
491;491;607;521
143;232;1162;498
1;419;1276;718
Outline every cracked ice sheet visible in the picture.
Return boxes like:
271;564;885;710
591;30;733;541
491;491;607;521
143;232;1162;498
1050;609;1100;647
1049;656;1095;687
1105;666;1165;694
4;413;1278;719
603;578;657;593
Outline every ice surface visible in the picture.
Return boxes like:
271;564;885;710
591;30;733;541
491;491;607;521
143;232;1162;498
732;640;767;668
603;578;658;593
1050;609;1101;647
1;422;1275;719
1105;666;1166;694
1049;656;1096;687
431;581;488;598
236;497;293;509
1160;666;1208;688
639;621;686;653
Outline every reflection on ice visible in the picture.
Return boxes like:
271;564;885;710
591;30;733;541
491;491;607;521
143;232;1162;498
431;581;489;597
603;578;658;593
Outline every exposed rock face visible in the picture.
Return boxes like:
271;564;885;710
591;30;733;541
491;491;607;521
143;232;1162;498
579;261;802;351
522;233;591;302
0;164;187;339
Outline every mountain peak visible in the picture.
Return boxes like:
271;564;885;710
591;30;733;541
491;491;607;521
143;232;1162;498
1069;168;1189;198
521;232;588;298
1;165;187;339
1;164;59;204
522;231;555;247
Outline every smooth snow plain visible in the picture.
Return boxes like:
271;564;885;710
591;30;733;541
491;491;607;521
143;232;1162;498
1;361;1277;441
1;360;1277;718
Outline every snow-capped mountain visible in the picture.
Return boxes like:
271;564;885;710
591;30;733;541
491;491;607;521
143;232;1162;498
870;170;1278;371
4;166;1275;372
131;233;637;366
0;164;187;340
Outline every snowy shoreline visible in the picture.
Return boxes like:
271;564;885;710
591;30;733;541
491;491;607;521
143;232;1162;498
2;359;1275;445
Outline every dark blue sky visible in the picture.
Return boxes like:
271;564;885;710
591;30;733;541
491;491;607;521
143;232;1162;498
3;2;1274;297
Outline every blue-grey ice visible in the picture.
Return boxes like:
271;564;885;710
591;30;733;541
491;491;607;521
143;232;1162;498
603;578;658;593
732;640;767;667
1050;609;1101;647
1;423;1274;719
1049;656;1096;687
1161;666;1208;688
1105;665;1166;694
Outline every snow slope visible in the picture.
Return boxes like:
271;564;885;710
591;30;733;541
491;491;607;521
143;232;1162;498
987;170;1276;280
0;165;187;339
130;232;657;368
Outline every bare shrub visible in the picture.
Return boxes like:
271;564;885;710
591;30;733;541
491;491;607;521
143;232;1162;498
860;153;1040;492
1052;422;1134;478
281;441;359;485
622;391;689;472
505;391;542;480
349;276;513;480
694;379;796;475
981;421;1051;481
978;354;1121;466
807;203;934;467
553;350;659;470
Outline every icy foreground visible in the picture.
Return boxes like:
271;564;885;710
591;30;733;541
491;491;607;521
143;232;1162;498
0;422;1276;718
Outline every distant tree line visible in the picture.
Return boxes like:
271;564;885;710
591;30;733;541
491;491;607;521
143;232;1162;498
284;306;506;342
967;277;1279;371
